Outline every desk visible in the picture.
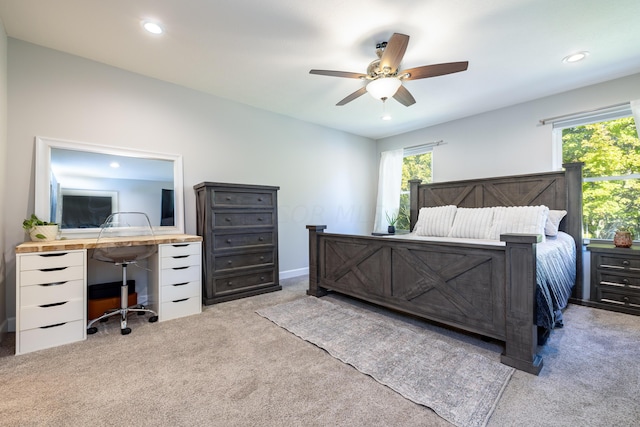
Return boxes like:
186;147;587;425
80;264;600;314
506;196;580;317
15;234;202;355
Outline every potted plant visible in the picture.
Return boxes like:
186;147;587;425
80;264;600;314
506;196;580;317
385;211;398;234
23;214;59;241
613;227;633;248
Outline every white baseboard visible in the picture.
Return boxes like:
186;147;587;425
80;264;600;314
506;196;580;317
280;267;308;280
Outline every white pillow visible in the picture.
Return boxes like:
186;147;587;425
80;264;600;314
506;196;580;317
449;207;495;239
414;205;457;237
489;205;549;241
545;209;567;236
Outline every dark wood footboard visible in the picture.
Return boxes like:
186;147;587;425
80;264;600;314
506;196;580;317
307;226;543;375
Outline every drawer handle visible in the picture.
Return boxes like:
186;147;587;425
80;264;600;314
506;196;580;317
623;296;630;303
40;322;66;329
260;276;265;281
226;239;232;244
172;244;189;248
39;301;67;308
40;267;68;272
226;196;232;201
172;282;189;287
40;253;68;258
41;281;67;287
225;217;231;222
258;197;263;202
172;266;189;271
172;298;189;303
172;255;189;259
260;256;265;261
258;237;264;242
623;278;630;285
623;260;630;266
227;261;233;265
257;217;263;221
227;281;233;287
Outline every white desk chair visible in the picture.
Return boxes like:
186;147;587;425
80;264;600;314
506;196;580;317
87;212;159;335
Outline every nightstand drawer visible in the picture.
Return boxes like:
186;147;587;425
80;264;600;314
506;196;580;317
19;320;85;354
20;265;85;287
20;298;84;330
597;255;640;271
160;296;201;321
161;280;200;301
598;286;640;309
598;272;640;288
21;280;84;306
19;251;84;271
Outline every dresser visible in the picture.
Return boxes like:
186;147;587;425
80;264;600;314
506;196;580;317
588;243;640;315
194;182;280;305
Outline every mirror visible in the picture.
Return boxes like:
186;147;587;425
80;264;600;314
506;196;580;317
35;136;185;238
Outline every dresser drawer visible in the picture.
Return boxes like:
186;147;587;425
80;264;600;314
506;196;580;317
598;272;640;288
18;319;85;355
161;280;200;301
215;251;274;271
21;279;84;307
161;253;200;269
213;231;274;250
161;296;201;321
597;255;640;271
213;212;274;228
213;190;275;207
161;265;201;286
597;286;640;309
19;251;84;271
160;242;201;258
20;265;85;287
215;270;275;294
20;298;84;330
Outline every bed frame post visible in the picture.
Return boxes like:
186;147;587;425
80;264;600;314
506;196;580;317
306;225;328;297
563;162;584;301
500;233;544;375
409;179;422;231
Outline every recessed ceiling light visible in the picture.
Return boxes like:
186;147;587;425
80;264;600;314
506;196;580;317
381;114;392;121
142;20;164;35
562;51;589;64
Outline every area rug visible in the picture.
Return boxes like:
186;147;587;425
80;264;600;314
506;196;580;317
257;297;514;427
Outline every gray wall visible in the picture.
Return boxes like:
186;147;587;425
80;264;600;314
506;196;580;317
0;19;7;339
3;39;377;323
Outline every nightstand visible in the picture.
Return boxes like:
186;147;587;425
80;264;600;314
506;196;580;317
588;243;640;315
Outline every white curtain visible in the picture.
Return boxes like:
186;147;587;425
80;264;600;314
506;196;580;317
373;148;403;233
631;99;640;140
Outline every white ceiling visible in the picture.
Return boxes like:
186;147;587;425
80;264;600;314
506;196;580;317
1;0;639;140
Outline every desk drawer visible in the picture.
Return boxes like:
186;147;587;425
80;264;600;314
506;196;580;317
161;265;201;286
160;242;201;258
161;296;201;321
18;319;85;355
19;251;84;271
21;280;84;306
161;280;200;302
161;254;200;269
20;298;84;331
20;265;84;287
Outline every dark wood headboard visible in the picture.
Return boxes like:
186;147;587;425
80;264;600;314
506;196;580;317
408;162;584;300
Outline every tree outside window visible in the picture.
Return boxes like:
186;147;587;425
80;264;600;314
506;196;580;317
562;116;640;240
397;152;432;230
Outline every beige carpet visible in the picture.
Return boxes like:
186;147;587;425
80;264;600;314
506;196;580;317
1;276;639;426
258;297;513;427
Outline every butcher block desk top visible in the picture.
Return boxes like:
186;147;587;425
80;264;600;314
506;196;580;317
16;234;202;254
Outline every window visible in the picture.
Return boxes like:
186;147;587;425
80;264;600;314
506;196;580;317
397;146;432;230
555;104;640;241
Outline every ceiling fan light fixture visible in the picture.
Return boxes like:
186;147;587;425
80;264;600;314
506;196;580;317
366;77;402;100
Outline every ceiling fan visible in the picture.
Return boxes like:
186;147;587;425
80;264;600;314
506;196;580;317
310;33;468;107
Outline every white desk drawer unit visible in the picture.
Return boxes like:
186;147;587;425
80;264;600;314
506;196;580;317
156;242;202;321
16;250;87;355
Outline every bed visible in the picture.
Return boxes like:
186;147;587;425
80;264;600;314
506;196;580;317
306;163;583;375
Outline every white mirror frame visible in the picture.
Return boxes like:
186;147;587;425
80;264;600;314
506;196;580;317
35;136;185;239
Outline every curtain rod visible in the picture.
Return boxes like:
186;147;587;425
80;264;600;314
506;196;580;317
405;140;445;149
538;102;630;126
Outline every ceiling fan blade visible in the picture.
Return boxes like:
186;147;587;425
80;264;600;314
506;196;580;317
393;85;416;107
379;33;409;74
336;87;368;106
310;69;367;79
401;61;469;80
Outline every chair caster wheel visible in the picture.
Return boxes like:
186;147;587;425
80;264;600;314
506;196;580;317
87;327;98;335
100;317;109;323
137;311;146;316
121;327;132;335
149;316;158;323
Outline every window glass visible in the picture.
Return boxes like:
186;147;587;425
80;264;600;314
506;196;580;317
398;152;432;230
561;116;640;240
